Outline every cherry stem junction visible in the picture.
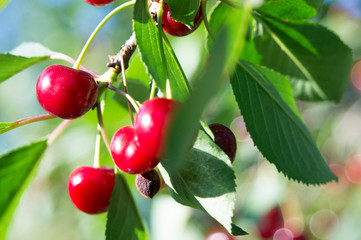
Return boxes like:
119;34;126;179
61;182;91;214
108;84;140;112
73;0;136;70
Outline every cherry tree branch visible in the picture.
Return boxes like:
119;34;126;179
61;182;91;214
107;32;137;74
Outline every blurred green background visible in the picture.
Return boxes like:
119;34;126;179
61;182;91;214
2;0;361;239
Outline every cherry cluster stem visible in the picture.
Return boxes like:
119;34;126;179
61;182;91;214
96;101;112;156
0;114;57;135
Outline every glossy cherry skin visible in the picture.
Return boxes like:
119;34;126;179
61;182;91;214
257;206;284;238
162;4;203;37
209;123;237;163
83;0;115;6
134;98;180;158
36;65;98;119
68;166;115;214
111;126;160;174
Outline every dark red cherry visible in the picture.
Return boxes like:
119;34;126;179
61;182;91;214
209;123;237;163
134;98;180;158
257;206;284;238
36;65;98;119
135;169;161;199
111;126;160;174
162;4;203;37
68;166;115;214
83;0;115;6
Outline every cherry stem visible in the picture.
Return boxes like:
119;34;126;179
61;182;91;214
150;80;157;99
50;53;99;77
120;56;134;124
156;3;173;99
96;101;112;156
93;127;102;168
47;120;72;145
108;84;140;112
202;0;215;40
72;0;136;70
0;114;57;135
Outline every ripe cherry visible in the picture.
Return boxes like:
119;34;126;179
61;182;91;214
83;0;115;6
209;123;237;163
257;206;284;238
68;166;115;214
162;4;203;37
134;98;180;158
36;65;98;119
111;126;160;174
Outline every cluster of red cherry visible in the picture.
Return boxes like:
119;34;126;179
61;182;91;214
35;0;237;216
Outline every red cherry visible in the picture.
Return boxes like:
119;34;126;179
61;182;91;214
134;98;180;158
162;4;203;37
36;65;98;119
258;206;284;238
111;126;160;174
68;166;115;214
209;123;237;163
83;0;115;6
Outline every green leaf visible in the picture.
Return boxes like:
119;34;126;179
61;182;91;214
0;140;48;240
106;174;147;240
254;15;352;101
230;60;336;184
0;42;58;84
159;131;247;236
257;0;317;20
0;0;9;10
208;2;251;74
133;0;190;101
126;52;152;86
167;0;201;27
305;0;323;10
240;40;263;65
0;54;48;84
166;25;228;170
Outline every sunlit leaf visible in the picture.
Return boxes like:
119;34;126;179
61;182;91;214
257;0;317;20
133;0;190;101
0;140;48;240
